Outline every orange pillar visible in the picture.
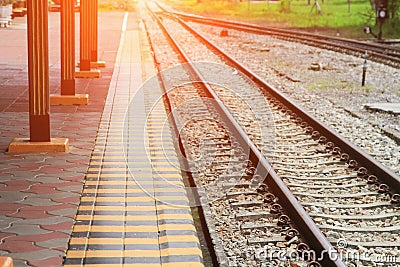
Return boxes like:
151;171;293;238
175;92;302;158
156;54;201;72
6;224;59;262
90;0;98;62
50;0;88;105
27;0;50;142
79;0;91;71
76;0;101;78
8;0;68;152
88;0;105;68
61;0;75;95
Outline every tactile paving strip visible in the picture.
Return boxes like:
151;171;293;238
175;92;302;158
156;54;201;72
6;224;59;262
63;12;204;267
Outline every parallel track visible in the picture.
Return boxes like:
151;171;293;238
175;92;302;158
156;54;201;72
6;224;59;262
144;2;400;266
156;2;400;69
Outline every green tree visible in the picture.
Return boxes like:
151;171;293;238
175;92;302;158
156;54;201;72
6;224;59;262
387;0;399;19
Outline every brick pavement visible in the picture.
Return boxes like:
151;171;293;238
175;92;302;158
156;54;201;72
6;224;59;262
0;12;125;267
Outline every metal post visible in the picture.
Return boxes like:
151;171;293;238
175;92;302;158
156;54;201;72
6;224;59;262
378;20;383;40
27;0;50;142
79;0;91;71
61;0;75;95
362;51;368;86
90;0;98;62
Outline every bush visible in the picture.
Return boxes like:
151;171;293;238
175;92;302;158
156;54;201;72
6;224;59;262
0;0;16;6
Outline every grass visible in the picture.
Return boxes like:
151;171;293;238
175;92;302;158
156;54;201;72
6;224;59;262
98;0;137;12
162;0;400;39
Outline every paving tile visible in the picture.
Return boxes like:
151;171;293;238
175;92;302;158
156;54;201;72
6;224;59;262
33;166;67;175
21;203;75;212
0;203;23;216
29;256;63;267
0;233;15;243
17;197;61;207
41;222;74;233
46;208;78;218
63;166;89;173
59;175;84;182
0;172;14;178
0;180;39;191
1;224;51;235
9;162;47;170
0;239;42;253
8;258;30;267
0;250;8;256
5;171;43;180
6;232;69;243
36;238;70;250
8;208;51;219
52;195;81;204
53;203;79;212
0;192;32;203
0;215;22;230
23;184;60;195
56;185;85;194
41;158;70;165
0;12;123;266
12;216;73;226
2;249;65;262
27;176;65;184
35;171;81;179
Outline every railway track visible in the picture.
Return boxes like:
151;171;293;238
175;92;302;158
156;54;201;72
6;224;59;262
155;2;400;69
141;2;400;266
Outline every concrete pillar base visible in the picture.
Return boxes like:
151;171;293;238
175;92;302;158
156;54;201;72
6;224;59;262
50;94;89;105
77;61;106;68
8;138;69;153
0;257;13;267
75;70;101;78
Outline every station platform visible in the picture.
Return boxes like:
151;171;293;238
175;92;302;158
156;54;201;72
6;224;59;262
0;9;204;267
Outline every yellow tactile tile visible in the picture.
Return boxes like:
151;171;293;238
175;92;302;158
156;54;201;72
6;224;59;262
157;224;197;232
82;188;185;194
65;17;204;267
84;181;185;186
77;205;189;212
65;265;162;267
160;247;202;257
67;250;127;258
76;206;157;212
88;167;180;172
90;155;175;160
158;235;200;244
80;196;155;203
156;205;191;211
162;263;204;267
123;250;161;257
81;196;189;203
89;161;176;166
69;237;159;245
86;173;183;179
75;215;158;221
72;225;158;233
157;213;194;220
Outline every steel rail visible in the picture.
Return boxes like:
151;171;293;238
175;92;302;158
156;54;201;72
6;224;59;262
178;14;400;66
164;11;400;194
155;2;400;67
176;12;400;53
147;4;347;267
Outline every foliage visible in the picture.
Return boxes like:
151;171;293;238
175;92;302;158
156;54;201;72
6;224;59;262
98;0;136;11
0;0;16;6
387;0;400;19
163;0;400;38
